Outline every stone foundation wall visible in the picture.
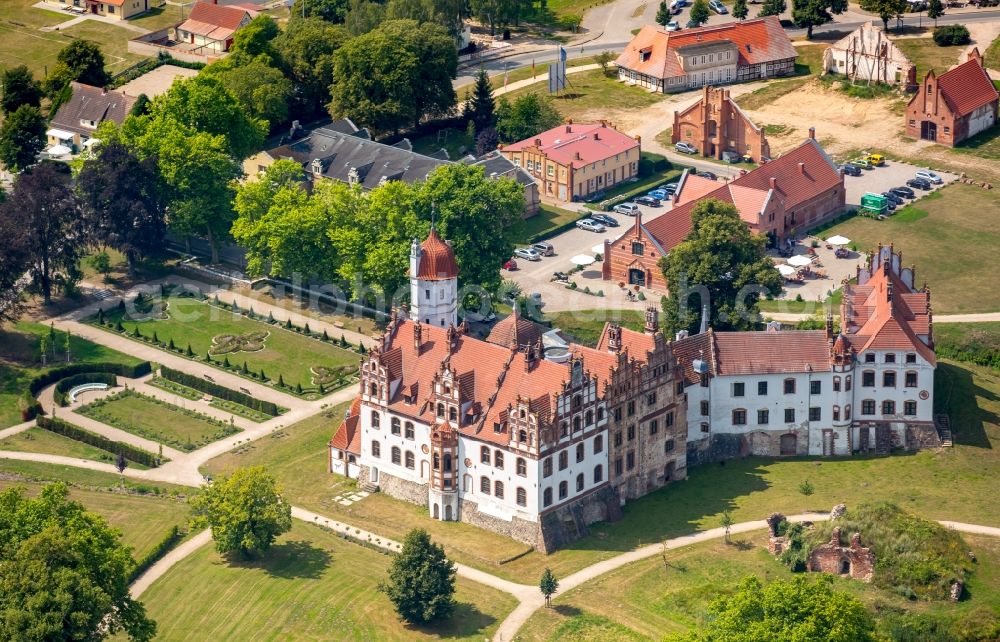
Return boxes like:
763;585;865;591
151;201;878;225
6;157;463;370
807;528;875;582
378;471;428;507
537;485;622;553
906;424;941;450
457;498;541;548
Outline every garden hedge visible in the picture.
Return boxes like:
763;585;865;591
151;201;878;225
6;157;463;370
159;365;280;416
36;415;163;468
53;372;119;407
128;525;184;583
28;362;152;396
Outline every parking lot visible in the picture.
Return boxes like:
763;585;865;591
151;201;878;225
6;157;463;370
842;159;958;209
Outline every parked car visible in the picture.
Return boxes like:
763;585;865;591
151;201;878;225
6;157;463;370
669;0;682;11
590;213;620;227
841;163;862;177
865;153;885;166
576;218;606;232
696;171;717;180
531;241;555;256
551;271;570;282
514;247;541;261
613;202;640;215
675;141;698;154
721;150;741;163
915;170;943;184
906;177;932;191
882;191;903;206
709;0;728;12
890;186;915;199
659;182;679;194
666;19;681;30
648;189;669;200
852;158;874;170
635;195;661;207
584;190;606;203
686;18;702;27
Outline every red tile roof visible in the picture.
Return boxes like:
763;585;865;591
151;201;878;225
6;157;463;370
934;57;999;118
615;17;796;80
486;310;545;349
178;2;253;40
713;329;832;375
672;330;716;385
501;122;639;169
414;228;458;280
595;323;656;358
331;397;361;455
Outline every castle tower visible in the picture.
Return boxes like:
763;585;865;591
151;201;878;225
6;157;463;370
410;226;459;328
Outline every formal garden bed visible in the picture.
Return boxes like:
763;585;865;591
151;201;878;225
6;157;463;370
88;286;362;397
77;389;240;452
146;377;273;423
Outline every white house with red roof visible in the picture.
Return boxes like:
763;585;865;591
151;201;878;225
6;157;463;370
498;121;641;203
174;1;256;54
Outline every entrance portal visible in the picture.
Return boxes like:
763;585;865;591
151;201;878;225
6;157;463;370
920;120;937;142
628;268;646;287
779;433;797;456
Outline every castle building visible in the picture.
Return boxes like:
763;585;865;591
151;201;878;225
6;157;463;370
905;48;998;147
409;227;459;328
671;86;770;163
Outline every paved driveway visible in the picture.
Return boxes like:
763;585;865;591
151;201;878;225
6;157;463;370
842;159;957;208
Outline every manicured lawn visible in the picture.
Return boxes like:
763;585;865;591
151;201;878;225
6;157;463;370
0;426;122;465
519;203;586;243
547;0;613;17
0;322;144;429
136;521;517;641
129;2;183;31
758;288;842;315
94;294;359;391
0;458;192;495
502;69;664;122
201;406;534;576
147;376;273;422
516;530;1000;642
893;37;964;77
0;479;190;559
78;390;240;451
986;33;1000;71
545;309;645;347
823;183;1000;313
409;127;474;161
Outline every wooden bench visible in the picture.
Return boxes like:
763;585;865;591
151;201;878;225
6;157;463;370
68;383;109;403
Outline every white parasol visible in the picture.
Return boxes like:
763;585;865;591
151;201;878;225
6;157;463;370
787;255;813;267
570;254;596;266
776;264;796;276
826;235;851;246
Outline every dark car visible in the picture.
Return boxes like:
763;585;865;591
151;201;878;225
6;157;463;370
696;171;717;180
658;182;679;194
841;163;862;177
590;213;620;227
906;177;932;191
890;186;915;199
584;190;606;203
635;195;661;207
882;191;903;206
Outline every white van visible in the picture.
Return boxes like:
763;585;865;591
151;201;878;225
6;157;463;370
669;0;682;13
613;202;640;216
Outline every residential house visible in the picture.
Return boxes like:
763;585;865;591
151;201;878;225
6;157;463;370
498;121;641;203
823;23;915;87
905;48;998;147
174;1;255;54
672;85;770;162
469;150;540;216
616;17;796;93
46;0;149;20
601;132;844;291
47;82;136;154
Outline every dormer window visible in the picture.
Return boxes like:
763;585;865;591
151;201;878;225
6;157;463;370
639;48;652;63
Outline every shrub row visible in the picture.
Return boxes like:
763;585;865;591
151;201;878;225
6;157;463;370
29;362;152;397
36;415;163;468
53;372;118;407
18;391;43;422
128;525;184;583
159;365;280;416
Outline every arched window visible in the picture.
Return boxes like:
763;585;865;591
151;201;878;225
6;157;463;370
371;441;381;458
391;446;401;465
597;406;605;421
519;429;527;443
845;404;852;420
449;406;458;422
371;411;380;428
594;464;603;483
846;375;853;391
560;421;568;437
572;394;582;411
543;487;553;507
405;451;414;469
593;435;604;454
494;451;504;469
405;422;414;439
436;402;445;418
494;480;504;499
558;451;568;470
558;481;568;499
480;446;490;464
370;383;378;396
573;416;581;432
443;454;452;472
433;452;440;470
576;443;585;462
516;457;527;477
480;476;490;494
585;410;593;426
576;473;585;492
833;405;841;421
391;417;401;435
833;376;841;392
516;487;527;507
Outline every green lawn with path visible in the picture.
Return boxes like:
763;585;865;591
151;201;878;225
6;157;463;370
0;426;125;466
0;322;143;429
94;294;359;391
134;521;517;642
78;389;240;451
502;68;664;123
516;530;1000;642
147;376;273;422
893;37;964;78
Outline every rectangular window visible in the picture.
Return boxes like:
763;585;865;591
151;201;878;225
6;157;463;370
649;419;659;435
784;408;795;423
758;381;768;396
647;392;657;406
614;458;623;476
543;458;552;477
627;425;635;441
732;409;747;425
833;377;841;392
784;379;795;394
700;400;710;416
833;407;840;421
862;400;876;415
757;409;769;425
883;371;896;387
865;353;875;363
810;381;821;395
666;411;674;427
905;372;917;387
882;400;896;415
627;401;636;416
700;422;709;433
626;452;635;470
614;431;623;447
906;353;917;364
733;382;745;397
631;242;644;256
904;401;917;416
885;353;896;363
809;407;821;421
862;371;875;387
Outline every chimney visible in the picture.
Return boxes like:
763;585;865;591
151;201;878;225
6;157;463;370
769;177;777;189
607;325;622;353
808;127;815;139
575;151;582;160
798;162;805;174
413;321;423;353
593;132;600;141
634;134;642;143
644;306;659;334
534;138;542;147
566;124;572;133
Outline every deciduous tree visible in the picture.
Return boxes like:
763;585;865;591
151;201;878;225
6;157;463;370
290;0;350;23
0;104;45;171
190;466;292;558
927;0;943;24
379;529;456;624
540;568;559;607
732;0;749;20
1;65;42;115
0;209;31;322
659;199;782;335
757;0;786;16
277;18;349;117
668;576;878;642
0;483;156;641
44;39;109;97
495;93;562;142
208;60;294;128
77;141;166;276
859;0;907;30
791;0;847;39
690;0;711;24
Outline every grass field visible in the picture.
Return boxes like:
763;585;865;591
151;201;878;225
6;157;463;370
147;376;273;422
545;309;645;346
823;183;1000;313
733;44;825;111
986;33;1000;71
516;530;1000;642
0;322;144;429
95;295;359;391
893;37;964;77
0;426;122;465
78;390;240;451
0;479;189;559
758;289;842;315
520;203;587;242
201;407;534;575
135;521;517;641
502;68;664;122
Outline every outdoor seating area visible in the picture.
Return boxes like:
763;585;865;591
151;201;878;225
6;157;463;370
771;235;858;300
